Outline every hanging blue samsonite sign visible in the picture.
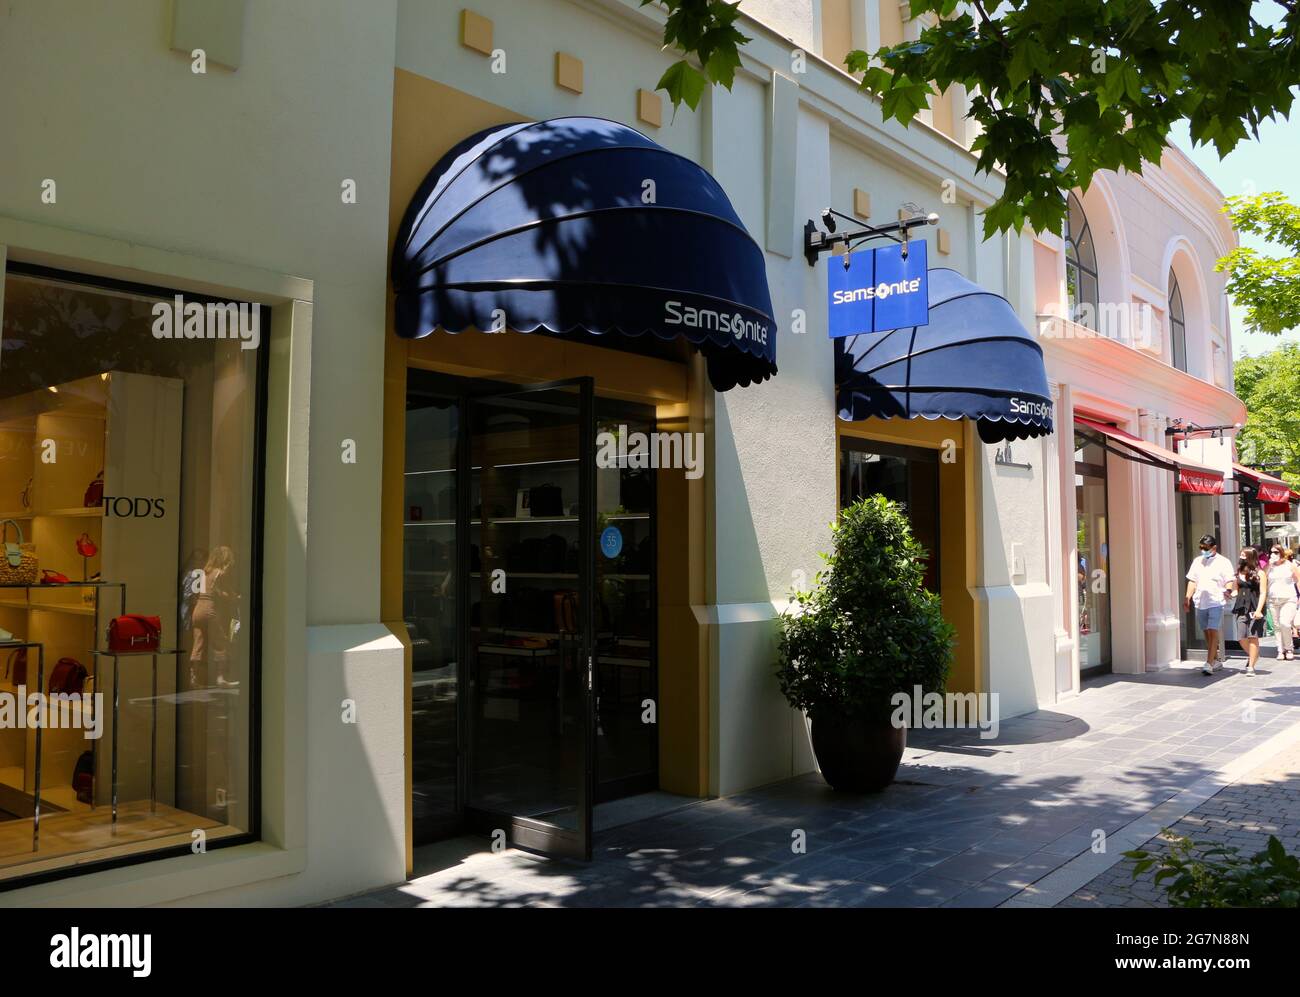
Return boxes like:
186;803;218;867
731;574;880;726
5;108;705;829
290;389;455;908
828;241;929;339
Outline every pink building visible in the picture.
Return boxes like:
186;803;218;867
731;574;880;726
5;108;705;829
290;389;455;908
1034;149;1247;687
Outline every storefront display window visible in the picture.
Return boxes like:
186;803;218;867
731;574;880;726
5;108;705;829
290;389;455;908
1074;427;1112;675
0;266;261;883
1182;493;1220;654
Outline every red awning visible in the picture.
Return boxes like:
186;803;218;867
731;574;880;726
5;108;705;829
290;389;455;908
1234;463;1292;505
1076;417;1225;494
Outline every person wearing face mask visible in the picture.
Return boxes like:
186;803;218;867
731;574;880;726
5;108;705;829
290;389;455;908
1185;533;1235;675
1265;545;1300;661
1230;547;1267;675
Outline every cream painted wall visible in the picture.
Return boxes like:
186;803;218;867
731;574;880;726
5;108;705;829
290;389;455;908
0;0;398;627
396;0;702;163
0;0;407;906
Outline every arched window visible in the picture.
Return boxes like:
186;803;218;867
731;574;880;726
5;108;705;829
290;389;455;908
1064;192;1099;329
1168;271;1187;372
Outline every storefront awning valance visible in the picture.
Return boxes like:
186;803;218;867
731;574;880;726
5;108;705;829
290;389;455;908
1076;417;1224;494
834;267;1053;443
1234;463;1293;507
391;116;777;392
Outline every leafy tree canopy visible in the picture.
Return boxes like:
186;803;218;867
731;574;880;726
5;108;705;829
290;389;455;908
1235;341;1300;489
1218;192;1300;336
650;0;1300;238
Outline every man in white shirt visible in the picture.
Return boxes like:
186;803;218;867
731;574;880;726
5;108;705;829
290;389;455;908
1185;533;1235;675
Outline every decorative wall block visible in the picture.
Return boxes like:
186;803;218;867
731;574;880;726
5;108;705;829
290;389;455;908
460;9;493;56
637;88;662;128
556;52;584;94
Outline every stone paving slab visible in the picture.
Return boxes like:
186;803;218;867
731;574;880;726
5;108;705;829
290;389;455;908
1059;734;1300;908
326;654;1300;908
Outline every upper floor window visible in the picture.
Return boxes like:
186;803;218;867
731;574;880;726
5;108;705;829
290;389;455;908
1064;193;1099;330
1168;271;1188;372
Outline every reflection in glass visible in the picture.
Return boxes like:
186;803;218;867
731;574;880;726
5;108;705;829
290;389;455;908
1168;272;1187;373
1074;429;1111;674
593;399;658;798
1065;192;1099;330
840;441;940;592
403;388;460;837
466;387;584;829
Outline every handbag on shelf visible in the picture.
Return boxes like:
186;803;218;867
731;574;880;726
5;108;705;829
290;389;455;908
107;614;162;652
84;470;104;508
4;647;26;687
72;750;94;805
0;520;38;586
48;657;87;695
528;483;563;517
40;569;71;584
76;532;98;558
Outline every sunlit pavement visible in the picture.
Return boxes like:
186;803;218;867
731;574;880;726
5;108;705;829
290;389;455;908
1061;730;1300;907
329;651;1300;908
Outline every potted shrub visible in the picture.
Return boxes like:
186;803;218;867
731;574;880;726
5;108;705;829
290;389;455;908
776;495;953;792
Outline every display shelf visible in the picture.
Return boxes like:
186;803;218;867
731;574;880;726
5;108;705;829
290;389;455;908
0;600;96;616
34;507;103;519
0;508;104;519
470;572;578;579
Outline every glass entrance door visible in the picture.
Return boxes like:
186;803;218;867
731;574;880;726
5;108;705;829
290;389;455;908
463;379;594;860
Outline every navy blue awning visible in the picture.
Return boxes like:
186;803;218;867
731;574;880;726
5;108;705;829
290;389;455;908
835;267;1053;443
392;117;777;392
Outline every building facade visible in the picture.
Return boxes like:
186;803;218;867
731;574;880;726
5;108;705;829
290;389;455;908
1033;154;1245;684
0;0;1241;905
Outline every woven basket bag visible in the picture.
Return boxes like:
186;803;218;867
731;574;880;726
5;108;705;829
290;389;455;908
0;519;38;586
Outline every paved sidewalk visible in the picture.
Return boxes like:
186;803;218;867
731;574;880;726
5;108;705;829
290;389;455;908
329;654;1300;908
1060;736;1300;908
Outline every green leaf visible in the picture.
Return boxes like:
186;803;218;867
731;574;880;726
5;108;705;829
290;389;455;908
655;60;708;111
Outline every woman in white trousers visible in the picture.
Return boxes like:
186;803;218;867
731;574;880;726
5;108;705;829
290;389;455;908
1265;546;1300;661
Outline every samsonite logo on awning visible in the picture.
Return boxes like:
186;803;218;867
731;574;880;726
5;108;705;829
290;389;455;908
1009;397;1051;420
664;300;769;346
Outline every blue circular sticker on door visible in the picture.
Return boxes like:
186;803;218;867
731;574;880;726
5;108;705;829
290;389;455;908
600;526;623;559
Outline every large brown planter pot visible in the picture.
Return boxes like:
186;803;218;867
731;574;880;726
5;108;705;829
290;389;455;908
810;711;906;793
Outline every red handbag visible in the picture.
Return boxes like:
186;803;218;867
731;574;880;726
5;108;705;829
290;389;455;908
4;647;26;687
76;533;98;558
107;614;162;652
41;569;71;584
48;657;87;695
84;470;104;508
